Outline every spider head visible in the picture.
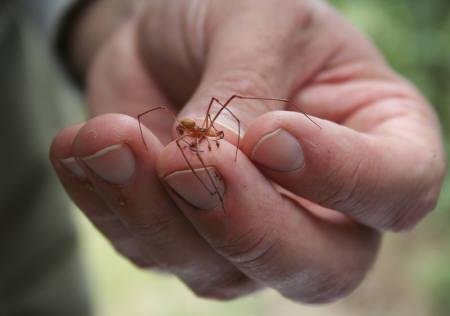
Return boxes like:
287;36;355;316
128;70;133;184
177;119;196;135
180;118;196;128
176;125;185;135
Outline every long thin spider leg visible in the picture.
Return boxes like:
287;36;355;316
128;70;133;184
175;136;216;195
195;137;228;214
193;137;224;209
208;99;241;161
207;115;224;149
193;136;208;153
202;97;221;129
210;137;223;149
137;106;180;151
179;137;193;150
193;144;225;210
191;135;206;153
204;136;213;151
203;97;238;131
212;95;322;130
210;135;224;142
138;106;166;150
208;114;220;133
206;113;224;139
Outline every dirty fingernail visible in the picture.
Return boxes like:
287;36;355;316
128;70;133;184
60;157;87;179
164;167;225;210
251;128;304;172
81;144;135;185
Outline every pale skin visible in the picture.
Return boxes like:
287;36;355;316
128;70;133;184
50;0;446;302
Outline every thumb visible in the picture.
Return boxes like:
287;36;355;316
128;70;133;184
176;0;329;139
241;110;444;231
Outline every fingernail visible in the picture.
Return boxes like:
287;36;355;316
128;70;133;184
251;128;304;172
164;167;225;210
60;157;87;179
81;144;135;185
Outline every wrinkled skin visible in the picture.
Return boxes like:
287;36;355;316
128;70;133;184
50;0;446;302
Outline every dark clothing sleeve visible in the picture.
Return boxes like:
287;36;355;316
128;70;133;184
0;1;92;315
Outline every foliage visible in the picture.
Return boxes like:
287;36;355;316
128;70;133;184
331;0;450;129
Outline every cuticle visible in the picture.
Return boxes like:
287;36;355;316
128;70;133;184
76;149;137;187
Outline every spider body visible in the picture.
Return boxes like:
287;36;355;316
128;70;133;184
176;118;225;152
177;118;221;138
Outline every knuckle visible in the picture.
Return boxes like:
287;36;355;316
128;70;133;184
191;288;233;301
284;0;316;29
249;0;316;28
214;67;274;101
282;264;368;304
299;273;363;304
214;228;279;270
387;145;447;231
189;273;255;301
127;256;156;269
124;213;176;243
110;237;156;269
387;186;442;232
317;154;367;212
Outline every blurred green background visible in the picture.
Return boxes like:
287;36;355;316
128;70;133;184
71;1;450;315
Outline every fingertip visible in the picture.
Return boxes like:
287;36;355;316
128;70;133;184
71;113;142;157
50;123;88;181
241;110;324;156
49;122;86;162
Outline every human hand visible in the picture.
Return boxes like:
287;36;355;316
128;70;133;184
50;0;446;302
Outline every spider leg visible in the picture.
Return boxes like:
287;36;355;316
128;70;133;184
175;135;216;196
137;106;180;151
207;131;224;148
194;136;224;208
208;114;220;133
175;133;227;213
189;146;204;153
179;137;192;151
188;136;205;153
202;97;219;129
213;95;321;130
193;146;225;210
195;134;228;215
207;98;241;161
204;136;213;151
